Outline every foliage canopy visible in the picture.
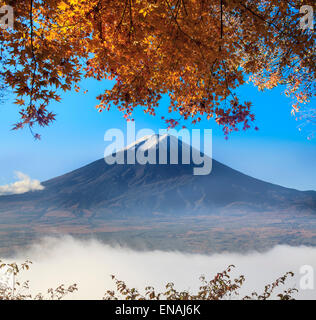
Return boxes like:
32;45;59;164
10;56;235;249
0;0;315;137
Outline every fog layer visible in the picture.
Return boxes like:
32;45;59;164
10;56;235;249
8;236;316;300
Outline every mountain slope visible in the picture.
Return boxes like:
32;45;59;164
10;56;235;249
0;134;315;222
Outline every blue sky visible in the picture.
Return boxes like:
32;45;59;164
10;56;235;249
0;79;315;191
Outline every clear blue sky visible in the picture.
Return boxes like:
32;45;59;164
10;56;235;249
0;78;315;191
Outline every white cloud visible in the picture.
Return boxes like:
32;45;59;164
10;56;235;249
6;236;316;300
0;171;44;195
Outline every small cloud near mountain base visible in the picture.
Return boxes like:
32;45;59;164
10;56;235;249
0;171;44;195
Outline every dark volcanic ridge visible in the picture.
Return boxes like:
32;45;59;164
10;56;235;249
0;134;315;223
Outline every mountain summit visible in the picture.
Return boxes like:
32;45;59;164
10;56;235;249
0;135;315;222
104;133;212;175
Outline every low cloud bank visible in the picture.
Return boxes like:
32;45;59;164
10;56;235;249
0;171;44;195
7;236;316;300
